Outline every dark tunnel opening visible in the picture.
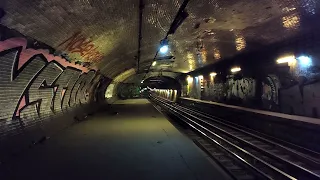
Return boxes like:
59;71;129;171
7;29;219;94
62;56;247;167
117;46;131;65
141;76;181;91
140;76;182;101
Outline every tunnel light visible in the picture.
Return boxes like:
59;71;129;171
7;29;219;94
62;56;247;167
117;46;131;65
198;75;203;79
159;45;169;54
141;80;144;83
210;72;217;77
231;67;241;73
187;76;193;83
152;61;157;66
276;55;296;64
297;55;312;67
159;38;169;54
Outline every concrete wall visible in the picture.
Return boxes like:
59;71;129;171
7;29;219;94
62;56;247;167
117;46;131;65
0;25;108;162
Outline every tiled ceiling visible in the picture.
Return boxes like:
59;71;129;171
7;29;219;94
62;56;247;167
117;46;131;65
1;0;319;79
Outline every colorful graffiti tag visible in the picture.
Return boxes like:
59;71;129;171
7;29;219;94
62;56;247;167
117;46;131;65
0;37;102;137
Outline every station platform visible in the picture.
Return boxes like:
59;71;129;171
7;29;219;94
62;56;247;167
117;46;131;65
2;99;231;180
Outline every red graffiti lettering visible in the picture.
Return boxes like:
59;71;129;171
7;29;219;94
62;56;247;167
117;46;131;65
59;32;104;63
0;38;94;72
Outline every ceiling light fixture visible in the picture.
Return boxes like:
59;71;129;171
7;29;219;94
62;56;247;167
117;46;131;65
276;55;296;64
297;55;312;67
187;76;193;83
210;72;217;77
159;38;169;54
231;67;241;73
160;45;169;54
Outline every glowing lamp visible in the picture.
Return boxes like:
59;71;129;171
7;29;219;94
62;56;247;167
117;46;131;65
276;55;296;64
297;55;312;67
187;76;193;83
159;45;169;54
210;72;217;77
159;38;169;54
231;67;241;73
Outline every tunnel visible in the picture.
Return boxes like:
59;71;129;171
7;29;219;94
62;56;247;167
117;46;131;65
1;0;320;179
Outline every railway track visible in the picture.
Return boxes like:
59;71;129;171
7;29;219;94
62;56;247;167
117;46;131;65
150;95;320;180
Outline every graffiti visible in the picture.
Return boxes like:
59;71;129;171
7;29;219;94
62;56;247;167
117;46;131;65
183;70;320;118
227;78;256;100
211;83;227;102
262;75;280;110
58;32;104;63
280;81;320;118
117;83;140;99
0;37;102;136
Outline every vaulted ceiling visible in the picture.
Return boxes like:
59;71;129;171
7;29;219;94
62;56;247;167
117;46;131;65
1;0;318;82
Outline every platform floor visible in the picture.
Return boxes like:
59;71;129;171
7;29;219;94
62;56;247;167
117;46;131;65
2;99;231;180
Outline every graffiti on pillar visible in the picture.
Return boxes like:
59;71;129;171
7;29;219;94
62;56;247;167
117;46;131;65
58;32;104;63
0;36;102;137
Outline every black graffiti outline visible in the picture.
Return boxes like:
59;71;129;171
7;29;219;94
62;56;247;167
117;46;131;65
0;46;99;121
25;60;65;117
0;47;47;119
51;66;82;112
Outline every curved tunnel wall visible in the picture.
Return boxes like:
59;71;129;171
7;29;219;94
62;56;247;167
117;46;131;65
181;32;320;119
0;25;110;160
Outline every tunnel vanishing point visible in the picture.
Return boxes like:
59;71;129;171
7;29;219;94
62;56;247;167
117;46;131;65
1;1;320;180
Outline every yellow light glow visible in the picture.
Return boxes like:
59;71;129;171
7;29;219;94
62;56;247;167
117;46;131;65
276;55;296;64
198;75;204;89
210;72;217;77
187;52;196;71
282;15;300;29
152;61;157;66
214;48;221;60
231;67;241;73
201;49;207;63
187;76;193;83
235;36;246;51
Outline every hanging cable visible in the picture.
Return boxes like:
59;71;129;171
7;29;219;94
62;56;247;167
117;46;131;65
143;0;191;79
137;0;144;73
